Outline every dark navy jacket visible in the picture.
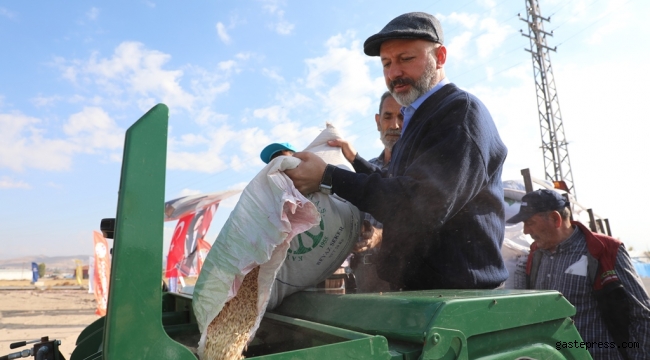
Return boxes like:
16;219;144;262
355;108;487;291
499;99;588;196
332;83;508;289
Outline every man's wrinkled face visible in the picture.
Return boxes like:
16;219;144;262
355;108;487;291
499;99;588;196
523;213;558;250
380;39;440;107
375;95;403;150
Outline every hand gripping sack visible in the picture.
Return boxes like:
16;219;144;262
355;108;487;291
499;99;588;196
192;124;360;359
267;123;360;309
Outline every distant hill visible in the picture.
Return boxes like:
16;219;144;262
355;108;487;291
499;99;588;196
0;255;91;271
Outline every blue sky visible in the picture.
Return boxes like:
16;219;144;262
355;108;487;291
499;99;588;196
1;0;648;260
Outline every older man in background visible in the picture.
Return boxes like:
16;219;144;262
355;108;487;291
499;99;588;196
507;189;650;360
336;91;403;292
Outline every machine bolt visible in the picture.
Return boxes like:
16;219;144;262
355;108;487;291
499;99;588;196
432;333;441;345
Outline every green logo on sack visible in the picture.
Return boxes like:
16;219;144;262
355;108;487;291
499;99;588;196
288;217;325;256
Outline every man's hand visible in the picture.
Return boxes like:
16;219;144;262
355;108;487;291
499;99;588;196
327;139;357;164
353;220;382;253
284;152;327;195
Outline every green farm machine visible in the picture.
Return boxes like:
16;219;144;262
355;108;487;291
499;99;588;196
64;105;591;359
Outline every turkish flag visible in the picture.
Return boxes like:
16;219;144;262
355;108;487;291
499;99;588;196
194;204;216;274
165;214;193;278
176;204;217;277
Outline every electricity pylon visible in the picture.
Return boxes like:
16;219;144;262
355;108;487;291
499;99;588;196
520;0;577;198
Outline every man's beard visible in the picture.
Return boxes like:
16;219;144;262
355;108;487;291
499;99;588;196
380;129;401;150
389;57;438;107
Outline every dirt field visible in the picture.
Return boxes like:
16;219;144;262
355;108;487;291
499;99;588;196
0;282;98;359
0;278;89;288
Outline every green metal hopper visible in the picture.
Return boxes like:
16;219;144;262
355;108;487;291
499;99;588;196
70;104;592;360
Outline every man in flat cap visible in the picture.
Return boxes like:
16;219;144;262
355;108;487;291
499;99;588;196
507;189;650;360
286;12;508;290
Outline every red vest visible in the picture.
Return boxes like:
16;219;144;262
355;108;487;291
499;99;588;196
526;221;621;290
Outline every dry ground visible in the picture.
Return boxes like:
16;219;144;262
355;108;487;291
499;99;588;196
0;282;98;359
0;279;89;288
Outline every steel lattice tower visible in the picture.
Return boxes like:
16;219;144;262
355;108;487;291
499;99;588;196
520;0;577;198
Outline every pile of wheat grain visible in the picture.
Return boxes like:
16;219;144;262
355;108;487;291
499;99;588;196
203;266;260;360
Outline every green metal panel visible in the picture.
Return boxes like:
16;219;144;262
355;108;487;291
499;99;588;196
273;290;592;359
75;316;104;345
69;103;593;360
249;338;392;360
465;317;588;359
273;292;443;343
71;317;104;360
246;313;395;360
273;290;575;343
102;104;195;360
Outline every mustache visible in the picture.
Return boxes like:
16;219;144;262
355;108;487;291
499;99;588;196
389;77;415;90
383;129;401;136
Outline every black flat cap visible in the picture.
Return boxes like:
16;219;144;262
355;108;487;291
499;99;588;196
364;12;444;56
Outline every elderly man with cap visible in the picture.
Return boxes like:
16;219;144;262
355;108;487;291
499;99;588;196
508;189;650;360
286;12;508;290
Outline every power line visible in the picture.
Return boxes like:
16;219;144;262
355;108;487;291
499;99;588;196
547;0;608;33
556;0;634;48
422;0;447;12
442;2;524;43
451;38;525;82
462;60;527;88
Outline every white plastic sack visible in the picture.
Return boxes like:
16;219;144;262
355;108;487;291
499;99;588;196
502;183;533;289
192;123;360;357
501;235;530;289
192;155;319;357
267;124;361;309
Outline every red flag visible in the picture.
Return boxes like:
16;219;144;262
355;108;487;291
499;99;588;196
93;231;111;316
196;238;212;274
194;204;216;274
164;190;240;222
175;204;217;277
166;213;193;278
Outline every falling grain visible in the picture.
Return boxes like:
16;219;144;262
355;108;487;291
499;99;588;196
203;266;260;360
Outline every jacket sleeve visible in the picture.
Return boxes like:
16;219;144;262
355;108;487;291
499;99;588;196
331;97;499;243
352;154;383;175
614;245;650;358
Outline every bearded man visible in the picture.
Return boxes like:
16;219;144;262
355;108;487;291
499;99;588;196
286;12;508;290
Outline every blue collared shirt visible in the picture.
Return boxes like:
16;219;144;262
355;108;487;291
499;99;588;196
400;77;450;134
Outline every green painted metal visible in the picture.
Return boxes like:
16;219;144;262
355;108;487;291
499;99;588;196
465;317;586;359
70;103;593;359
75;317;104;345
71;317;104;359
250;337;392;360
101;104;195;360
273;290;592;359
264;313;382;342
249;313;394;360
